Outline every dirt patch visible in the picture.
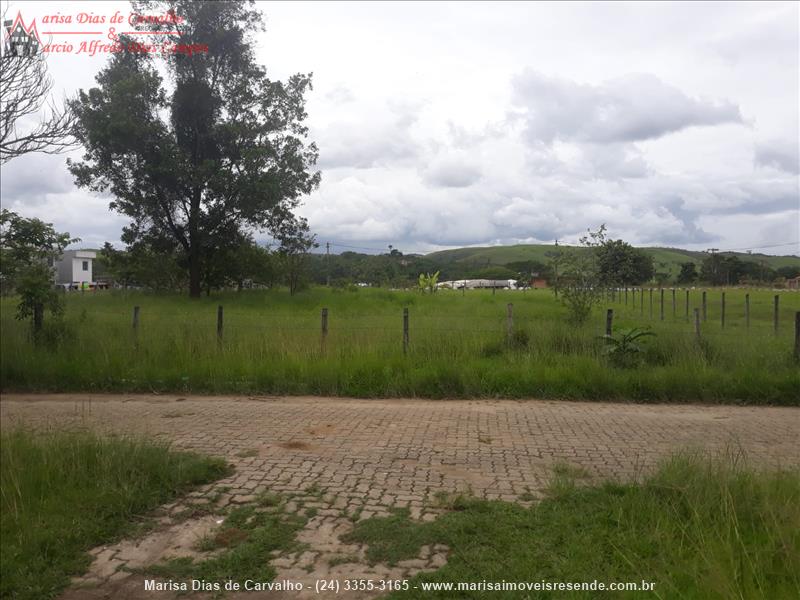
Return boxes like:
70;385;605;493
306;423;336;437
266;514;448;600
279;440;313;451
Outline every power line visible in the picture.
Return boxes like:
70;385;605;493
328;242;390;252
713;241;799;253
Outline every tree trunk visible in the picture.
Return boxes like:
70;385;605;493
188;189;202;298
189;245;202;298
32;303;43;343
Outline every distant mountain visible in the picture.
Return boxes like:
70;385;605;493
425;244;800;278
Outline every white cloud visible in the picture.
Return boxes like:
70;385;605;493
511;70;743;145
1;1;797;257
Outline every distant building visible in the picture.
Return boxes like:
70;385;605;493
787;276;800;290
53;250;96;288
437;279;518;290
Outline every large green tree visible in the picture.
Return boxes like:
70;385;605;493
596;239;654;285
69;0;319;297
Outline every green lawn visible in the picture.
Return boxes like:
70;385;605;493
1;286;798;403
345;453;800;599
0;429;230;600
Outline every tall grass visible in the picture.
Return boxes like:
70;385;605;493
1;287;798;403
0;429;229;600
345;451;800;598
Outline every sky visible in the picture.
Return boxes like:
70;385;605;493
1;1;799;256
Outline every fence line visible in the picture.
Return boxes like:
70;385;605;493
109;302;800;359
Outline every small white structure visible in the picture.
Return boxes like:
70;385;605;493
437;279;518;290
53;250;96;288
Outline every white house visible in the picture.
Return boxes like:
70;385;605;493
53;250;96;287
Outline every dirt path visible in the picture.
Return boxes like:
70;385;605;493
2;394;799;599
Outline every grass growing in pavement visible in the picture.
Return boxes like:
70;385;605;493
344;452;800;599
0;429;230;600
142;504;306;585
2;286;799;403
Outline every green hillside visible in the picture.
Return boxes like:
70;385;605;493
426;244;800;279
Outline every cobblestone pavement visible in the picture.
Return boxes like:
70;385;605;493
2;394;799;599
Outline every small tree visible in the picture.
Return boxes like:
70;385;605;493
417;271;440;293
558;225;608;324
677;262;698;284
0;210;76;337
276;218;317;295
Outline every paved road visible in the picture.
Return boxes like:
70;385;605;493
4;394;800;599
3;394;798;508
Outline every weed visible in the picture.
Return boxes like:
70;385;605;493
346;452;800;598
327;554;360;567
256;491;282;507
0;429;229;600
235;448;259;458
600;327;656;368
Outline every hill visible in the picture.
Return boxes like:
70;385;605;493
426;244;800;279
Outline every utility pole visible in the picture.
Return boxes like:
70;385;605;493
706;248;719;285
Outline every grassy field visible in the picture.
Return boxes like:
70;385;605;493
0;429;229;600
1;286;798;403
345;451;800;599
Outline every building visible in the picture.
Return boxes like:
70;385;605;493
787;276;800;290
437;279;518;290
53;250;96;288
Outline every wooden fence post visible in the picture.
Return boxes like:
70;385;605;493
794;312;800;362
605;308;613;336
403;307;409;355
506;303;513;342
321;308;328;350
721;292;726;329
632;288;636;310
745;293;750;329
217;305;223;344
702;291;707;322
685;289;689;319
672;288;676;317
132;306;140;330
694;308;701;340
774;295;779;335
640;288;644;315
660;288;665;321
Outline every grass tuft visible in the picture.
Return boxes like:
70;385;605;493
0;428;230;600
344;451;800;598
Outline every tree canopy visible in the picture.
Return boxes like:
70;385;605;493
68;0;320;297
596;239;654;285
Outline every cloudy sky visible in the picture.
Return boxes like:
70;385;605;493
2;1;798;255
